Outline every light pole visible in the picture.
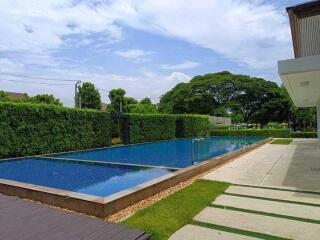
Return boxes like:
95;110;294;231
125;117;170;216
74;81;81;108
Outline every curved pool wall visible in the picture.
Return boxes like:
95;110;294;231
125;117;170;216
50;136;264;168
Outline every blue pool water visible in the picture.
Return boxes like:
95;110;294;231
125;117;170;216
0;158;173;197
0;136;263;197
52;136;263;168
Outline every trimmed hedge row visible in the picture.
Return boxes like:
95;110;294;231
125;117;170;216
0;102;111;158
176;114;210;138
210;129;290;138
125;113;176;144
290;132;317;138
125;114;210;144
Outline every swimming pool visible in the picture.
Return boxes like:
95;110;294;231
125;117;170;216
0;158;173;197
50;136;263;168
0;136;269;217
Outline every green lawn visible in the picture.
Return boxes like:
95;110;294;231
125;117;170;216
122;180;229;240
270;139;293;145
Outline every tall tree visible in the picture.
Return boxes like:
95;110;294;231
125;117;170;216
78;82;101;110
108;88;126;112
158;71;304;127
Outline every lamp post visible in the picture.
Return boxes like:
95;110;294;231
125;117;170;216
74;81;82;108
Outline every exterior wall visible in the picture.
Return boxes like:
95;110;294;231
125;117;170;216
318;104;320;142
209;116;232;126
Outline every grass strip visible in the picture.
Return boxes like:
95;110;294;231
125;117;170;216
193;221;290;240
211;204;320;224
232;184;320;195
225;193;320;207
122;180;229;240
270;139;293;145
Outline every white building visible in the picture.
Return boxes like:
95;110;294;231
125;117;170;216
278;0;320;141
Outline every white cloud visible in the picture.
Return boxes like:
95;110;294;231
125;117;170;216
161;61;200;70
0;0;292;70
0;58;24;72
113;0;292;69
0;0;123;53
114;49;153;61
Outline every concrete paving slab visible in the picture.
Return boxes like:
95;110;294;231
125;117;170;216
194;207;320;240
214;194;320;221
169;224;259;240
226;185;320;205
203;140;320;191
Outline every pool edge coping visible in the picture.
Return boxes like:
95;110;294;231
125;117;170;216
0;137;272;218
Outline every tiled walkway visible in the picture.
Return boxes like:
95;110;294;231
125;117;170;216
0;193;151;240
170;140;320;239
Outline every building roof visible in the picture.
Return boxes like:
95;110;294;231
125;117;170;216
287;0;320;18
5;91;28;99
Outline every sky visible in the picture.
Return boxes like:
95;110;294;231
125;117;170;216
0;0;308;105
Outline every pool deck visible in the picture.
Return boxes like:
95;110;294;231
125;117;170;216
171;139;320;240
0;193;151;240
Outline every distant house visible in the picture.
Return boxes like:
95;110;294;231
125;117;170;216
101;103;109;111
5;91;28;100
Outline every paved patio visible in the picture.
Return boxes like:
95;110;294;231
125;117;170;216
170;140;320;240
204;139;320;191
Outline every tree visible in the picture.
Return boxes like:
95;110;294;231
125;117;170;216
108;88;126;112
30;94;62;106
127;104;158;114
125;97;138;105
158;71;302;126
78;82;101;110
140;97;152;104
108;88;139;112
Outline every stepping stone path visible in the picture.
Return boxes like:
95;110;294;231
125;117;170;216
170;185;320;240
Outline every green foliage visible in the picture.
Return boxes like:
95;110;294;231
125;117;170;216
127;103;158;114
109;88;126;112
158;71;316;131
140;97;152;104
0;91;10;102
176;114;210;137
78;82;102;110
0;102;111;158
290;132;317;138
126;113;176;144
123;180;229;240
211;129;290;138
29;94;62;106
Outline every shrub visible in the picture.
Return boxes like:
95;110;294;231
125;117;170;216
176;114;210;138
125;113;176;144
0;102;111;158
290;131;317;138
210;129;290;138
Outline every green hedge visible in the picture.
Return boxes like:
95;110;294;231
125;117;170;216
210;129;290;138
176;114;210;138
290;132;317;138
0;102;111;158
126;113;176;144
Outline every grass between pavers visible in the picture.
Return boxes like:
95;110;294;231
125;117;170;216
210;204;320;224
270;139;293;145
193;221;290;240
122;180;229;240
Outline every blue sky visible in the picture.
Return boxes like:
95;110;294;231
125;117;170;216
0;0;307;105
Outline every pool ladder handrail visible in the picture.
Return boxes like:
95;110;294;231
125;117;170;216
191;138;205;165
